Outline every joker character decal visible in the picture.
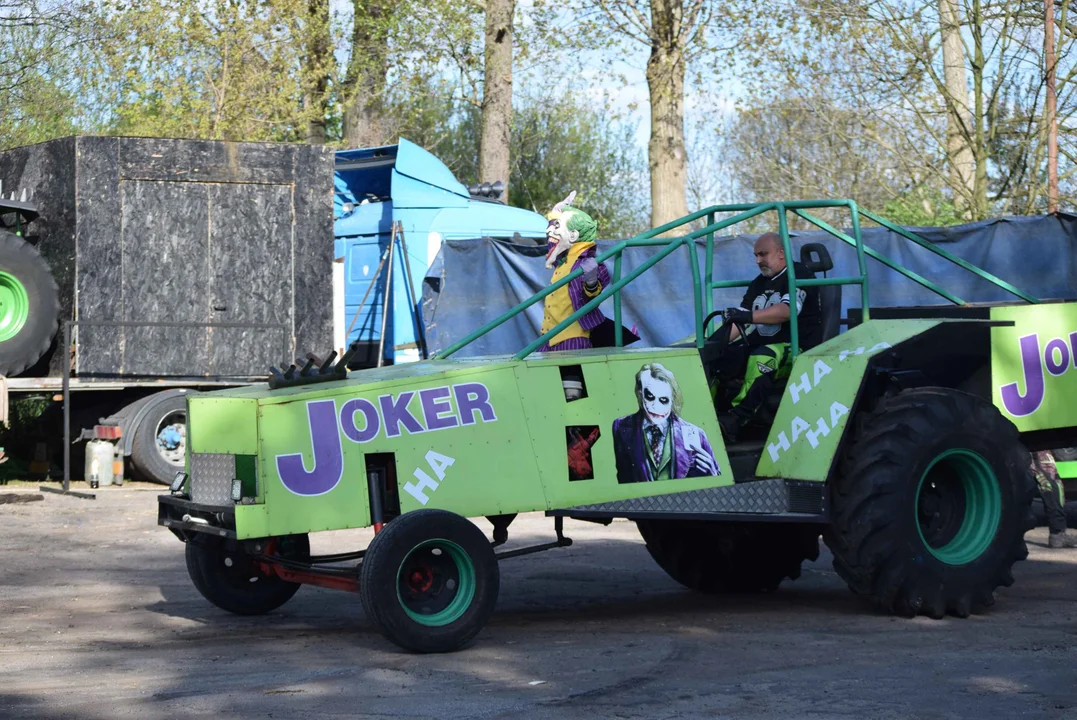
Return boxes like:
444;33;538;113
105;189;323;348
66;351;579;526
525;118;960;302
537;191;612;352
611;363;721;483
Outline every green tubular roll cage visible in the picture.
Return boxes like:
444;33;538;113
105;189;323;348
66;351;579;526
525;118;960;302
436;200;1039;362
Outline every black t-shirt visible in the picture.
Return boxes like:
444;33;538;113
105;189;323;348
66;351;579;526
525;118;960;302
739;262;822;349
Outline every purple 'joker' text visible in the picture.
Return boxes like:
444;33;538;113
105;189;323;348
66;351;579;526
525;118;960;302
276;382;497;496
999;331;1077;417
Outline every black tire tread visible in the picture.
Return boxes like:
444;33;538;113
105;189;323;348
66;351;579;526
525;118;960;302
0;231;60;377
360;509;499;653
824;387;1035;618
637;519;821;594
186;534;307;616
130;393;188;485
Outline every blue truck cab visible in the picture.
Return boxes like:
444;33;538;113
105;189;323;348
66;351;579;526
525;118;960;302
333;138;547;365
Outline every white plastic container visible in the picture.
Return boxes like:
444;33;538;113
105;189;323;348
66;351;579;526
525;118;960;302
85;439;115;488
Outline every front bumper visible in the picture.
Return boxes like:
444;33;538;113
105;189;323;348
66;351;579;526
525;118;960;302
158;494;237;540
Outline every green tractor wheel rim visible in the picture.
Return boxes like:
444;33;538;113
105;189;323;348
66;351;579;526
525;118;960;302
396;539;476;626
0;270;30;343
916;448;1002;565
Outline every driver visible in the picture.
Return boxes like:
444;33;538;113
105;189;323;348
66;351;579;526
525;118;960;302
713;232;822;442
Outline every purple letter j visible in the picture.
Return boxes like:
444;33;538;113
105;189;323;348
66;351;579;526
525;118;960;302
276;400;344;496
1000;334;1044;418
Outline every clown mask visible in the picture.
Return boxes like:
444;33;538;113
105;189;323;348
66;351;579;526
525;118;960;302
545;210;579;269
640;373;673;425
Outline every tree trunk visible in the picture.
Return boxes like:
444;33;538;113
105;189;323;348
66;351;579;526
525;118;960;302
479;0;514;201
938;0;975;218
342;1;391;148
1045;0;1059;213
969;0;989;219
647;0;689;231
304;0;332;144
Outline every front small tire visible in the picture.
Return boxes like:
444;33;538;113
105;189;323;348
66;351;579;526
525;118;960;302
360;509;499;653
185;534;309;615
825;387;1035;618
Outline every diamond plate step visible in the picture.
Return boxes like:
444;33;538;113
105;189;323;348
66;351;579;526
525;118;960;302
553;479;827;522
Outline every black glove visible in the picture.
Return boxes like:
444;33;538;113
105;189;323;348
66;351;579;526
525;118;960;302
723;307;753;325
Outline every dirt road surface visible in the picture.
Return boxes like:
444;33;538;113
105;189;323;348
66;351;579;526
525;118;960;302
2;484;1076;719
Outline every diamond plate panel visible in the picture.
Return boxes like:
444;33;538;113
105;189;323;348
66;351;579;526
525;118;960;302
190;452;236;506
569;479;793;515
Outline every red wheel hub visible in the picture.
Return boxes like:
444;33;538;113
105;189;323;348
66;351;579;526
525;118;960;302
407;565;434;593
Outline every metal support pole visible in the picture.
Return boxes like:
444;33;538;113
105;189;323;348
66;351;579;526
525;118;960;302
776;205;799;360
704;212;715;330
395;222;428;359
62;321;70;492
613;253;623;347
376;227;396;368
848;201;870;321
367;468;385;534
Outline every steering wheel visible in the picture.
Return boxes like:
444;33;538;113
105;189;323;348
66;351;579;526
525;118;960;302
701;309;749;358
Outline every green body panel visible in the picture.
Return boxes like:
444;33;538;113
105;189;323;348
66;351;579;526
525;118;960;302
187;396;259;455
990;303;1077;432
172;196;1074;541
1057;461;1077;480
198;348;732;539
755;319;943;481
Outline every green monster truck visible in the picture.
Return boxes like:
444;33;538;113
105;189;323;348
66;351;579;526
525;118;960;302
160;200;1068;653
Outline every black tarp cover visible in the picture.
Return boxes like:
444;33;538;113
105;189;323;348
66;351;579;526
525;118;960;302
421;213;1077;358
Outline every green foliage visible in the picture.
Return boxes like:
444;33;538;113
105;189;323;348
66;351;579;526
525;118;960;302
0;2;89;150
882;188;962;228
382;76;649;239
88;0;315;142
509;97;648;239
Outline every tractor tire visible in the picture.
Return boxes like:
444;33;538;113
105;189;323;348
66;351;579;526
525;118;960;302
130;393;189;485
360;509;499;653
636;519;821;593
185;534;309;615
0;231;60;377
825;387;1035;618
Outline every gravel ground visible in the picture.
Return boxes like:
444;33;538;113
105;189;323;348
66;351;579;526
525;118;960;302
1;483;1076;719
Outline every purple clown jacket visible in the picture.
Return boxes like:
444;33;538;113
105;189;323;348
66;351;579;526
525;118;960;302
537;245;612;352
611;411;721;484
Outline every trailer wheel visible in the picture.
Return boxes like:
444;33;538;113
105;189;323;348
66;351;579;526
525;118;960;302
0;231;60;377
185;534;309;615
825;387;1034;618
131;393;188;485
636;520;820;593
360;509;499;653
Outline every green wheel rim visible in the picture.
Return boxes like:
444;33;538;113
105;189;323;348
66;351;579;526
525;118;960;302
396;539;475;627
915;448;1002;565
0;270;29;343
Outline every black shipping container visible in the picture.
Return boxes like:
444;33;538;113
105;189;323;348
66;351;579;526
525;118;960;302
0;136;333;379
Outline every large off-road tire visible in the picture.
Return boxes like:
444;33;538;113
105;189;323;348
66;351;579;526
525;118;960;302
185;534;309;615
825;387;1035;618
636;519;821;593
0;231;60;377
360;509;499;653
130;393;188;485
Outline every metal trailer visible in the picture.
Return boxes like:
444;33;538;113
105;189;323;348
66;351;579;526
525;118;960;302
0;136;334;486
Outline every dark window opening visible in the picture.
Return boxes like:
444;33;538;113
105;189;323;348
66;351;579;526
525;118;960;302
559;365;588;402
364;452;400;523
